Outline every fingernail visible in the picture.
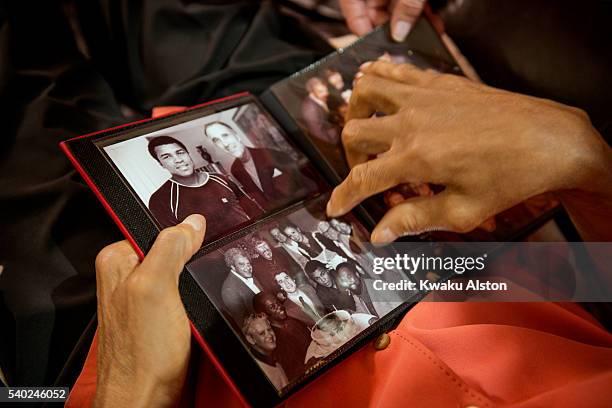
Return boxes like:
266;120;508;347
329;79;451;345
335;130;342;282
182;214;205;232
392;21;411;42
359;61;372;71
372;227;397;244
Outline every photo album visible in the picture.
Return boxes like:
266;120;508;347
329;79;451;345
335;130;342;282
60;18;558;407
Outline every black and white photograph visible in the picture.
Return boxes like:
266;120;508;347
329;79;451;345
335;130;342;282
270;28;459;179
100;101;324;242
187;196;414;392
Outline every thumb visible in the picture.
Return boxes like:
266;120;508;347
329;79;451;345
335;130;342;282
371;195;448;243
137;214;206;283
390;0;426;42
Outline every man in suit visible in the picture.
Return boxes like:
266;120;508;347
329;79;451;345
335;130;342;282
282;222;346;270
334;262;379;317
303;260;357;313
282;223;325;259
315;221;359;265
203;121;318;210
269;226;310;268
323;68;351;127
274;271;326;324
251;237;307;291
301;77;340;145
221;247;262;325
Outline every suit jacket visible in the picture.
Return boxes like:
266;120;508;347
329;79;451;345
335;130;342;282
271;317;311;380
221;272;262;326
315;283;356;313
314;233;353;262
284;299;315;328
286;284;326;324
295;233;325;259
231;147;317;210
301;96;339;144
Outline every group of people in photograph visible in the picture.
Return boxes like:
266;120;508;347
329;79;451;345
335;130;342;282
299;52;410;148
297;53;417;179
218;216;401;390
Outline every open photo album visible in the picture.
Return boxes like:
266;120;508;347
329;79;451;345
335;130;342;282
60;18;558;406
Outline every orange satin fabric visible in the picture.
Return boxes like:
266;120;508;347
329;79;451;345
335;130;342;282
66;302;612;407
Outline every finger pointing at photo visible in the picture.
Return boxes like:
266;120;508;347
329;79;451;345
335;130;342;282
327;61;611;242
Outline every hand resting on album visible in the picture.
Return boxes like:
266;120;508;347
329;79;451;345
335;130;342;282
326;60;612;242
93;214;206;407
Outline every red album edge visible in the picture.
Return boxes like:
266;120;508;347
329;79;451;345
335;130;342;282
59;91;252;408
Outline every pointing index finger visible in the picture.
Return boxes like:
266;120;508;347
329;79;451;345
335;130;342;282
342;114;397;168
327;156;413;217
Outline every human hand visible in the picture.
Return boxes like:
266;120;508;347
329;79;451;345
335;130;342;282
93;215;206;407
327;61;611;243
339;0;426;41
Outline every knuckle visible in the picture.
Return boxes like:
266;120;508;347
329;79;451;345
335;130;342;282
391;64;411;81
398;210;420;233
354;74;375;96
157;227;187;249
158;226;193;258
447;206;479;233
430;73;453;87
95;242;124;272
347;162;376;193
341;120;361;146
125;274;154;298
370;60;387;71
352;160;400;195
569;106;590;122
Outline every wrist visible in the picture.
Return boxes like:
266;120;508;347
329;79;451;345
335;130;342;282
551;110;611;195
550;114;612;241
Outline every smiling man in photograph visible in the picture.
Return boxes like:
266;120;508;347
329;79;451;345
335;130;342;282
242;313;289;390
274;271;326;323
147;135;262;240
203;121;318;210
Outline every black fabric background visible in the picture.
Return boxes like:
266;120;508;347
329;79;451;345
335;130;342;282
0;0;331;386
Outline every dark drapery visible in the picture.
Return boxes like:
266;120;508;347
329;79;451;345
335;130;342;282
0;0;331;386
